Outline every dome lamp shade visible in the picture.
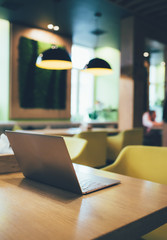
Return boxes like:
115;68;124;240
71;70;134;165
82;58;112;76
36;46;72;70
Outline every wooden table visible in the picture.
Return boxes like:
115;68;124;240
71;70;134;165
30;127;119;136
0;166;167;240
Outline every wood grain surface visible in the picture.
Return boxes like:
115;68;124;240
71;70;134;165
0;166;167;240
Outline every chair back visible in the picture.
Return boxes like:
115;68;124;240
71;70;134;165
63;136;88;165
107;128;143;162
104;145;167;240
103;145;167;185
122;128;143;147
75;131;107;168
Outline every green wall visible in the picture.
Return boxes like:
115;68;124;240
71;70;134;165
0;19;10;121
18;37;67;109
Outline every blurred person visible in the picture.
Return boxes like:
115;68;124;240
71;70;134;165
142;110;162;133
142;110;162;146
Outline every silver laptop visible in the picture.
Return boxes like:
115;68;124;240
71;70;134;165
5;130;120;195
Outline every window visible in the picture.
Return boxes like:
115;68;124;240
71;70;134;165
0;19;10;121
145;39;165;122
71;45;94;121
149;51;165;121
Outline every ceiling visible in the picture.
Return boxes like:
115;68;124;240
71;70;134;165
110;0;167;28
0;0;167;49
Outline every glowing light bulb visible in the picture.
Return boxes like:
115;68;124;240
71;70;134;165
47;24;53;29
143;52;149;57
53;26;59;31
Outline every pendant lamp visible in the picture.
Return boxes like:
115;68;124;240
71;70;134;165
82;57;112;76
82;12;112;76
36;45;72;70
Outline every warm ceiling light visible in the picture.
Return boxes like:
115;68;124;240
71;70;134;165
47;24;59;31
47;24;54;29
143;52;149;57
36;45;72;70
53;26;59;31
82;58;112;76
82;12;112;76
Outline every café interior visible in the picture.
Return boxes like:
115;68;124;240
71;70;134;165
1;0;167;239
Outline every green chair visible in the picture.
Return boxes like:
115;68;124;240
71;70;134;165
63;136;88;164
103;145;167;240
74;131;108;168
107;128;143;163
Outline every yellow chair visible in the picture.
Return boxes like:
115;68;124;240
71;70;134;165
12;124;22;131
103;145;167;240
74;131;108;168
63;136;88;164
107;128;143;162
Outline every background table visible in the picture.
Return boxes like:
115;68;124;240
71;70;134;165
30;127;119;136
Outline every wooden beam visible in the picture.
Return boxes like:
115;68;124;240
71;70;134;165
113;0;124;4
141;3;167;15
123;0;147;8
133;0;167;12
147;8;167;17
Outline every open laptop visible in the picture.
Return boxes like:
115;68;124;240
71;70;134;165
5;130;120;195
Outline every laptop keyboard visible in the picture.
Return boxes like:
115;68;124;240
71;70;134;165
79;177;109;193
73;164;120;194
